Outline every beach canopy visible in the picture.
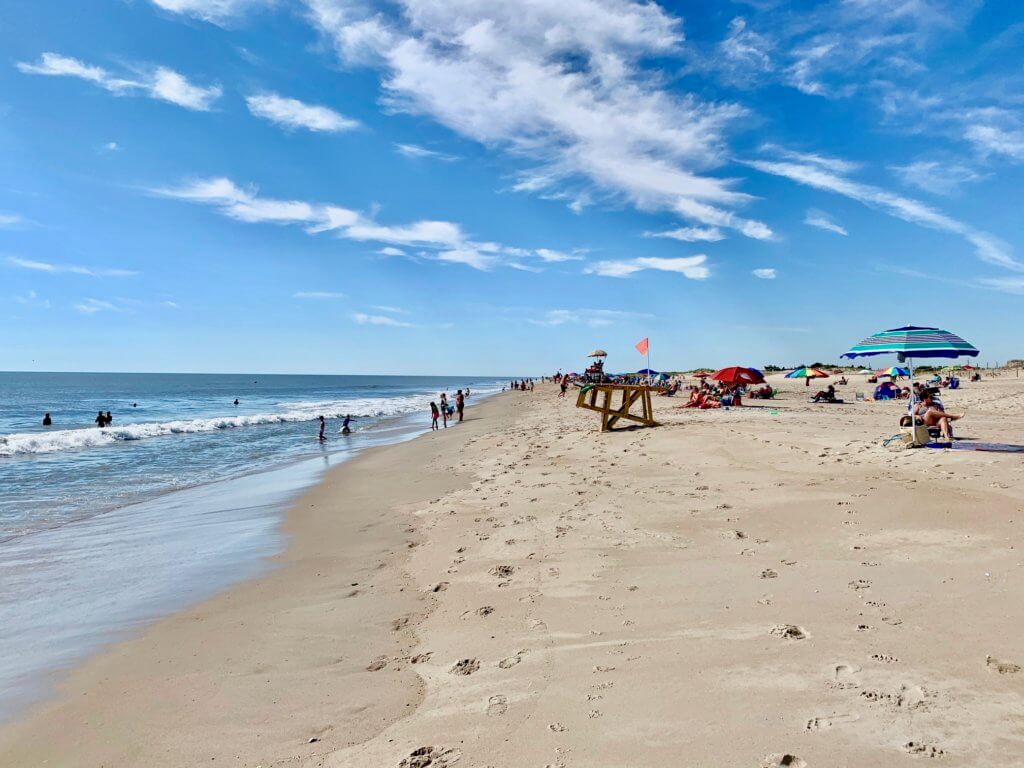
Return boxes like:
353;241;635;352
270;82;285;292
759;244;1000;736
587;349;608;358
874;366;910;378
785;367;829;379
711;366;765;385
842;326;979;360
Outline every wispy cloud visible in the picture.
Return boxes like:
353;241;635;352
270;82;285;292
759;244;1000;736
17;53;221;111
0;212;23;228
305;0;773;241
747;149;1020;272
74;298;124;314
964;124;1024;163
294;290;346;299
6;255;137;277
352;312;414;327
752;267;777;279
889;160;983;196
371;304;408;314
246;92;359;133
149;0;274;24
101;141;120;152
534;248;584;263
529;308;652;328
803;209;848;236
14;290;50;308
584;255;710;279
154;176;581;271
394;143;458;161
647;226;726;243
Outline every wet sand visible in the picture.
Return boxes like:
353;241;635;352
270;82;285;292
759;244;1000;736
2;375;1023;767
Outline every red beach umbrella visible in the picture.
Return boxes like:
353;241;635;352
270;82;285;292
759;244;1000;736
710;366;765;386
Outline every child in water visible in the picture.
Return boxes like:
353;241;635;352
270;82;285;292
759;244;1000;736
430;402;440;430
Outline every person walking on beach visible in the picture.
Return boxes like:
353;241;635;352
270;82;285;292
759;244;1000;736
95;410;106;429
559;373;569;397
430;401;440;430
456;389;465;422
318;415;326;441
42;412;52;426
439;393;449;428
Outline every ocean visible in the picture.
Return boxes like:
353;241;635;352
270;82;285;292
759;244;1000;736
0;372;505;720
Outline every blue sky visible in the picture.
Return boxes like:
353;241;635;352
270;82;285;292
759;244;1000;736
2;0;1022;375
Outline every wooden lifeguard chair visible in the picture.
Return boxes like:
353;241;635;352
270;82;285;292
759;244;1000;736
575;384;659;432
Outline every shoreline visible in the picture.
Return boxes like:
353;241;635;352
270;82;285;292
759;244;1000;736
0;391;514;765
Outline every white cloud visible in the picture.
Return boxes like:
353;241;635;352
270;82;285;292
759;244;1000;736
964;125;1024;162
889;160;982;196
535;248;583;263
154;175;585;272
17;53;220;111
529;308;651;328
14;290;50;308
394;143;457;161
752;267;776;279
247;92;358;133
6;255;137;277
304;0;772;241
585;255;710;279
648;226;725;242
747;152;1021;272
102;141;120;152
352;312;414;327
74;298;123;314
0;212;23;228
372;305;408;314
149;0;274;24
294;290;346;299
162;300;180;308
803;209;848;236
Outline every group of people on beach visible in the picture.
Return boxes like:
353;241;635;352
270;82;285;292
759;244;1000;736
508;379;534;393
430;389;466;430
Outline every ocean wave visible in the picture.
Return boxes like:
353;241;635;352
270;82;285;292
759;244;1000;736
0;393;462;457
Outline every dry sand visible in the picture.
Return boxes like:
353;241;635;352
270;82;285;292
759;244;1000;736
2;373;1024;767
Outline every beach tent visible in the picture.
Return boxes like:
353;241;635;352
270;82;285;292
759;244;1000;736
841;326;979;444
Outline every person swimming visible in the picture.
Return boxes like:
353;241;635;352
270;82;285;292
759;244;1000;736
42;413;52;426
233;399;239;406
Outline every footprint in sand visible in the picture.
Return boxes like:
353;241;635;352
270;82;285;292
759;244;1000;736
498;651;526;669
848;579;872;591
548;722;568;732
486;694;508;716
398;745;463;768
986;655;1021;674
761;754;808;768
829;664;861;689
771;624;808;640
761;569;779;579
450;658;481;676
805;713;859;730
870;653;899;664
904;741;945;758
367;656;389;672
410;652;433;664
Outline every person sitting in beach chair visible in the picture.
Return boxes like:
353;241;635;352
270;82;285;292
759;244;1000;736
911;393;964;440
812;384;840;403
658;381;681;397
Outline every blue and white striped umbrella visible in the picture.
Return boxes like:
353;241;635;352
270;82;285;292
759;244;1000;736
841;326;979;361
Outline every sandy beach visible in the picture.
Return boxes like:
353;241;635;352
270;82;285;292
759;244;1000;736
3;375;1024;767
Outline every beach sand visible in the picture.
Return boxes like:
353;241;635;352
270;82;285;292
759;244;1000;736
2;374;1024;767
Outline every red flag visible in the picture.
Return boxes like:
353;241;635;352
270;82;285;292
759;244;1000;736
635;337;649;356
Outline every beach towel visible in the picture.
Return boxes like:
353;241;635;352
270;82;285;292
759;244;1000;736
926;442;1024;453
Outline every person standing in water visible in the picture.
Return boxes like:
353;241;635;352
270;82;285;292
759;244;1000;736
42;413;52;426
104;410;113;426
430;401;440;430
439;393;449;428
318;416;326;441
95;410;106;428
341;414;352;434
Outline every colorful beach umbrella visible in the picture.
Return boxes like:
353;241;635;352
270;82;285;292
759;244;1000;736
842;326;979;360
711;366;765;386
785;367;830;379
874;366;910;378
